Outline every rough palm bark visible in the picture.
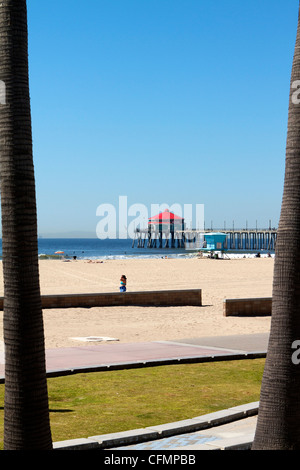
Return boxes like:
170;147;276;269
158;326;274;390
252;3;300;450
0;1;52;449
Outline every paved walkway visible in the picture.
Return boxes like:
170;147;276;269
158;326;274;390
0;333;268;379
0;333;268;450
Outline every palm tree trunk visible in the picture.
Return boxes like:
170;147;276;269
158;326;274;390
0;1;52;449
252;2;300;450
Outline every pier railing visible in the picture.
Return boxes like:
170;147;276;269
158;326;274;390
132;228;277;251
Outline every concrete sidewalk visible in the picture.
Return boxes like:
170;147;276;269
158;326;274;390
0;333;268;380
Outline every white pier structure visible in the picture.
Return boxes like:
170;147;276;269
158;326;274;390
132;228;277;252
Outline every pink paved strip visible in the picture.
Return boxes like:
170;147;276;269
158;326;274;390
44;342;235;371
0;341;249;379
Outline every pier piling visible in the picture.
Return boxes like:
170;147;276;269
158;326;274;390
132;228;277;251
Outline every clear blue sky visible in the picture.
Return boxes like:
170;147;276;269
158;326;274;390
25;0;298;237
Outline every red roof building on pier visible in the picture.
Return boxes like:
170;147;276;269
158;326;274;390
148;209;184;231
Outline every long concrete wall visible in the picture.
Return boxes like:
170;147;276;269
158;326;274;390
0;289;202;310
223;297;272;317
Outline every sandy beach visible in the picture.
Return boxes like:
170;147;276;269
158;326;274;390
0;257;273;349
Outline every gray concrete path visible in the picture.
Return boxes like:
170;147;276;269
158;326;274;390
0;333;268;380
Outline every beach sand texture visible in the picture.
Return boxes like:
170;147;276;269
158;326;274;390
0;257;273;349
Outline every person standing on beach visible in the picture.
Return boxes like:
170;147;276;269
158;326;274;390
120;275;127;292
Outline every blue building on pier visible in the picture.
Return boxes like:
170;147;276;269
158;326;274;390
203;233;227;252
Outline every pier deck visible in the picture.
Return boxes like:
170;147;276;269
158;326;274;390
132;228;277;251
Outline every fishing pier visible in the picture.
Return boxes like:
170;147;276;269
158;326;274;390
131;210;277;252
132;227;277;251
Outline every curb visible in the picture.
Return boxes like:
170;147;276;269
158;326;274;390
0;350;266;384
53;401;259;451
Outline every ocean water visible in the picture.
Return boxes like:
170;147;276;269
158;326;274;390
0;237;275;261
37;238;189;260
